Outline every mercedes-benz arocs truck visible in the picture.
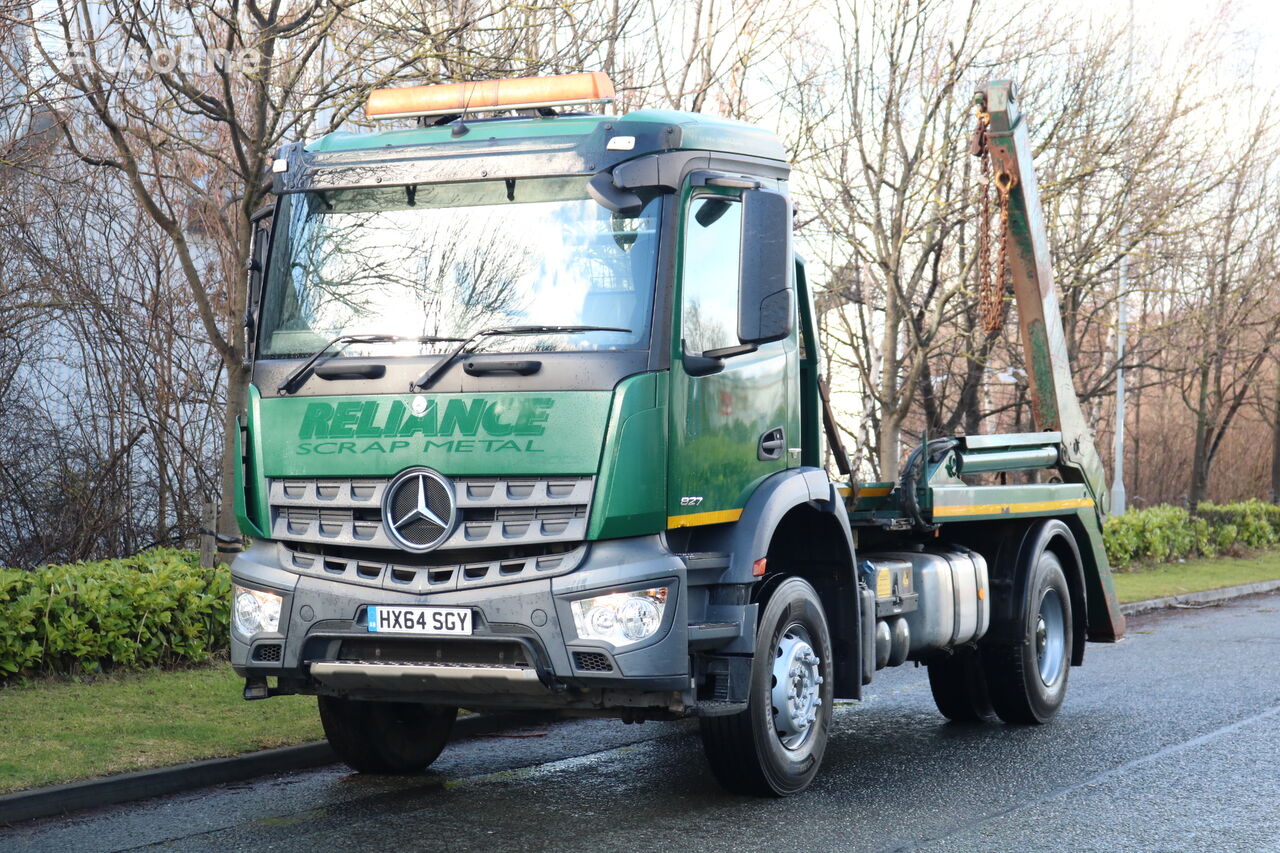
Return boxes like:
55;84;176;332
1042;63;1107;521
230;73;1125;796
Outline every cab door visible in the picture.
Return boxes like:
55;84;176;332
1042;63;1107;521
667;186;798;529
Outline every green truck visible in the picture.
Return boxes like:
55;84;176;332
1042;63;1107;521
230;73;1125;796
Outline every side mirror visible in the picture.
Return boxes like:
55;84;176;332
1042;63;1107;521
737;189;794;345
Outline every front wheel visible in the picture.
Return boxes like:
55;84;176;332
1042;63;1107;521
699;576;835;796
318;697;457;773
982;549;1072;724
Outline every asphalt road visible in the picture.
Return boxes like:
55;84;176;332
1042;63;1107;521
5;593;1279;853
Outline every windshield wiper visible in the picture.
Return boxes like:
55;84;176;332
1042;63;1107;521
277;333;466;395
410;325;631;392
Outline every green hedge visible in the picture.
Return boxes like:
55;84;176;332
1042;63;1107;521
1104;500;1280;569
0;549;229;679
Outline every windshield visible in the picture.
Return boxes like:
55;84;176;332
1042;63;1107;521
259;177;660;358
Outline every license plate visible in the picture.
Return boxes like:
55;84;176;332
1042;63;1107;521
366;605;473;636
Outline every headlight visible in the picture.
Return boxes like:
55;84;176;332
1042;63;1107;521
232;585;283;639
570;587;668;647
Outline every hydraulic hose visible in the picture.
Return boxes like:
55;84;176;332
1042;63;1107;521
898;437;960;533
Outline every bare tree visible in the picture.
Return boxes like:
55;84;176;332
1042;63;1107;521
5;0;625;556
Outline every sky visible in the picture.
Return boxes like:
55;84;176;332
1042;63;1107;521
1077;0;1279;88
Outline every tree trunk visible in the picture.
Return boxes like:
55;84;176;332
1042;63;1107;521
878;291;901;481
1188;363;1212;508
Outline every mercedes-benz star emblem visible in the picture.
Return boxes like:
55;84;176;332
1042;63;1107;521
381;467;457;552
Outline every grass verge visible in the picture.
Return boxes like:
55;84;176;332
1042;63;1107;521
0;662;322;795
1111;550;1280;604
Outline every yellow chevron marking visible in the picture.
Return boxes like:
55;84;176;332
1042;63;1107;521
932;497;1094;518
667;508;744;529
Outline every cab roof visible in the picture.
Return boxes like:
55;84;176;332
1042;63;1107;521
306;109;787;163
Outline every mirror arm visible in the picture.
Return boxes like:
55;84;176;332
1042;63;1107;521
587;171;643;214
682;343;758;377
703;343;758;359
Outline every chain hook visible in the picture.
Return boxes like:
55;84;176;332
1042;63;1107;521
971;103;1008;335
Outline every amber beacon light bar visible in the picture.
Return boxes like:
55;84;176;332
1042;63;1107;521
366;72;615;121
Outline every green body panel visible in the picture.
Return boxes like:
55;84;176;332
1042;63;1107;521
621;109;787;160
668;345;793;521
849;481;894;514
587;372;669;540
256;390;611;478
1071;507;1125;642
306;109;784;161
1024;320;1060;427
234;384;269;539
926;482;1092;521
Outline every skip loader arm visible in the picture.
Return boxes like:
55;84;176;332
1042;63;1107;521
977;80;1110;522
975;80;1125;642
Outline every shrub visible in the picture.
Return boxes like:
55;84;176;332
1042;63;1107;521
1104;501;1280;569
0;549;229;679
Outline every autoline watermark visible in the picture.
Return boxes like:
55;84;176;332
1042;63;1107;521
64;40;261;77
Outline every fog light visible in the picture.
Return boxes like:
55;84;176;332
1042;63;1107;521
570;587;668;647
232;585;283;639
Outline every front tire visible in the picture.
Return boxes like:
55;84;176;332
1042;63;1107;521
699;577;835;796
318;697;456;773
982;549;1072;724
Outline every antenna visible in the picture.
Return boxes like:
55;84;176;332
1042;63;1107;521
453;80;475;138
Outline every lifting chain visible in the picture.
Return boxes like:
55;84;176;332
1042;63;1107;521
970;103;1014;335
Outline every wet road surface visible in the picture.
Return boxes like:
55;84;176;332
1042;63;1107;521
4;593;1279;852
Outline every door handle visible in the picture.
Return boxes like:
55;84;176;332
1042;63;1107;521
758;427;785;461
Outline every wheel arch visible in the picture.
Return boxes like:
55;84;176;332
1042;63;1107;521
688;468;860;696
749;470;861;698
997;518;1088;665
944;517;1087;666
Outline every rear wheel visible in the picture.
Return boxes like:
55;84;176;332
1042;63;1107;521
699;577;834;796
927;646;995;722
983;549;1072;724
318;697;456;773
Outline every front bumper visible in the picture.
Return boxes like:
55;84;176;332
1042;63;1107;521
230;536;690;707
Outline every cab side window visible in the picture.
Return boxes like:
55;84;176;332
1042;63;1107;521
681;196;742;355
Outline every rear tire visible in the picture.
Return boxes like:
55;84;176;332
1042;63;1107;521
318;697;456;773
927;647;995;722
699;577;834;796
982;549;1072;724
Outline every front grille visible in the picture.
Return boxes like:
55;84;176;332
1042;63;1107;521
340;637;530;668
269;476;593;551
281;541;587;593
252;643;282;662
268;475;594;591
573;651;613;672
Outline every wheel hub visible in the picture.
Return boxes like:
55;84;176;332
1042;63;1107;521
1036;588;1066;687
771;630;823;749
